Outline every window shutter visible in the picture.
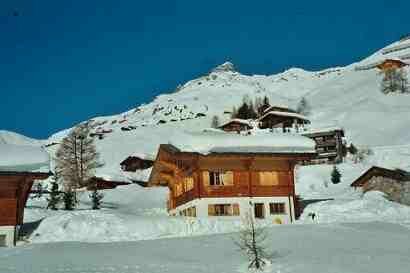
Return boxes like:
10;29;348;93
203;171;210;186
271;172;279;185
259;172;280;186
208;204;215;216
233;204;240;216
223;171;234;186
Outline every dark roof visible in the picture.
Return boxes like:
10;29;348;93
0;171;52;178
120;156;154;165
350;166;410;187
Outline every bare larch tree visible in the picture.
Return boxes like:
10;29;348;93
55;122;102;196
235;212;270;270
381;68;409;94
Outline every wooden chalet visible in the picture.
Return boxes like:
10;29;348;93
0;144;51;247
376;59;408;71
120;154;155;172
87;176;131;190
258;111;310;132
302;128;346;164
219;119;253;133
148;132;316;223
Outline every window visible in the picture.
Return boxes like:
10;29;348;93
254;203;265;219
259;172;279;186
174;183;183;197
203;171;234;186
210;172;223;185
184;176;194;191
208;204;239;216
269;203;286;215
0;235;6;247
180;206;196;217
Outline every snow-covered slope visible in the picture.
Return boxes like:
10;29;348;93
41;38;410;181
0;130;45;146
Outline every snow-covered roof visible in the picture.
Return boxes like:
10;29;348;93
122;167;153;183
128;152;156;161
219;118;252;128
94;171;132;183
355;57;410;71
259;111;309;121
0;144;50;172
168;131;316;155
301;126;344;135
263;105;295;114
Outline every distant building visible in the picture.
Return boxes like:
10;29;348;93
351;166;410;188
350;166;410;204
376;59;408;71
148;132;316;223
258;111;310;132
0;144;51;247
302;128;346;164
88;176;131;190
219;119;253;133
120;154;155;172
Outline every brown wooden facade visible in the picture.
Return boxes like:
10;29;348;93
0;172;50;227
120;156;154;172
148;144;314;211
302;129;345;164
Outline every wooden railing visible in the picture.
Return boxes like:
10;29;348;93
174;189;196;208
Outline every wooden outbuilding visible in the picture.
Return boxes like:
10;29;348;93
148;132;316;223
219;119;253;133
350;166;410;204
0;144;51;247
376;59;408;71
351;166;410;188
87;176;131;190
0;171;51;247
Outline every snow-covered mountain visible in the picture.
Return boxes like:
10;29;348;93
40;37;410;180
0;130;45;146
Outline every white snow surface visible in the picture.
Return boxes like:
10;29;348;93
0;144;49;172
168;131;316;154
2;221;410;273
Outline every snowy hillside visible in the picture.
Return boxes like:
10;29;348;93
0;130;45;146
40;38;410;183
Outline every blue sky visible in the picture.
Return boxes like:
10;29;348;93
1;0;409;139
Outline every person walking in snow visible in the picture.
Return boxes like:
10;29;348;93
308;212;316;221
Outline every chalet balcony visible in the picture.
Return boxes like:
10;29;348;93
175;189;196;208
315;139;337;146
